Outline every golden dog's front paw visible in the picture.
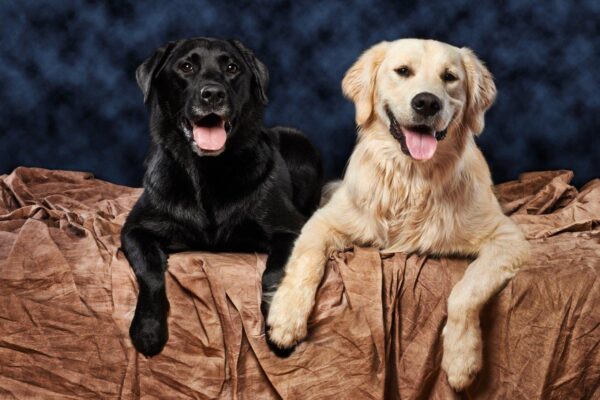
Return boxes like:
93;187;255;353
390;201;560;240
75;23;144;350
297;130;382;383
266;285;312;352
441;322;482;391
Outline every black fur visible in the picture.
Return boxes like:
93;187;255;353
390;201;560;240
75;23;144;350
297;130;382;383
121;37;323;357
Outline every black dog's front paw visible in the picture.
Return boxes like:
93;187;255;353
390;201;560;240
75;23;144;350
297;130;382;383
261;270;296;358
265;332;295;358
129;312;168;357
263;292;297;358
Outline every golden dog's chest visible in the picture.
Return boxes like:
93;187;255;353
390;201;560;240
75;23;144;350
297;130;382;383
381;196;470;255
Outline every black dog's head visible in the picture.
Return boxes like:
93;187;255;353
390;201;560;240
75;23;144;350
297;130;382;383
136;37;269;156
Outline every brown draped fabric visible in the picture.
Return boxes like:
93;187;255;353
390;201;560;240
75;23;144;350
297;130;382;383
0;167;599;399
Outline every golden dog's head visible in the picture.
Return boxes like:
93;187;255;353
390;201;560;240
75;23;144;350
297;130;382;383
342;39;496;162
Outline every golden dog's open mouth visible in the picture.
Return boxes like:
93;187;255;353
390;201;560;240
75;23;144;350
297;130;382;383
385;105;447;161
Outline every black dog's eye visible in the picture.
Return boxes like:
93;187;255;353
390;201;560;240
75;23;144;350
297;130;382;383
179;62;194;73
442;71;458;82
226;63;239;74
395;66;411;77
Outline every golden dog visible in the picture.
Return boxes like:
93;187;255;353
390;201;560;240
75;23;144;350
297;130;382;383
266;39;530;390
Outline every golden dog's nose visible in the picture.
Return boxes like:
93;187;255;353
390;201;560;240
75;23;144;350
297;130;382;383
411;92;442;117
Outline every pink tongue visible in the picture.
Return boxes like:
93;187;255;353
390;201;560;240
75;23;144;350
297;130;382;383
193;124;227;151
402;128;438;161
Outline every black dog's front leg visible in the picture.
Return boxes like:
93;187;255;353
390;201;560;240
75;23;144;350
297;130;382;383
261;231;299;317
260;197;306;320
261;230;300;357
121;227;170;356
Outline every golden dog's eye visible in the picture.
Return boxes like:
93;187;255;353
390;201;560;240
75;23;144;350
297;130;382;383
226;63;239;74
179;62;194;73
442;71;458;82
395;66;411;77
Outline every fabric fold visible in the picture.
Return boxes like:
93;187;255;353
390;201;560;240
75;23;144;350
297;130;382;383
1;167;599;399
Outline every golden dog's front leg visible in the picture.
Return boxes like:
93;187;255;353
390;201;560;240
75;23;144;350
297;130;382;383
267;205;347;350
442;218;530;390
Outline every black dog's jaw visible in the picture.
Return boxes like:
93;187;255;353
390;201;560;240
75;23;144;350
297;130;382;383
121;38;322;357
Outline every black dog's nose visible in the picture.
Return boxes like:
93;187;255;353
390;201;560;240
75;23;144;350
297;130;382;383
200;85;226;106
411;92;442;117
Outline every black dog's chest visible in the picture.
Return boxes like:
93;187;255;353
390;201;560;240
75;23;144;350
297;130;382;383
204;218;269;252
184;193;270;252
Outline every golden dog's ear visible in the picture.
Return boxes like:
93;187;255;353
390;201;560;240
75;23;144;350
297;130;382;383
461;48;497;135
342;42;389;126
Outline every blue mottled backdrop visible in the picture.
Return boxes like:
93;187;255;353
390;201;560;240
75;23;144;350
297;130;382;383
1;0;599;186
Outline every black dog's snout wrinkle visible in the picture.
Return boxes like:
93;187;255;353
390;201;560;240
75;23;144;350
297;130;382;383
200;84;226;106
411;92;442;117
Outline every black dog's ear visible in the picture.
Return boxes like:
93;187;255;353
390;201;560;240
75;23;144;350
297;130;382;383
229;40;269;104
136;41;178;103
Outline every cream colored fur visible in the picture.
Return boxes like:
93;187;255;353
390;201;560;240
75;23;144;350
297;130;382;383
267;39;530;391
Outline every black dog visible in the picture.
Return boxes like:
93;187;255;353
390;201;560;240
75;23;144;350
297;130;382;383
121;37;323;356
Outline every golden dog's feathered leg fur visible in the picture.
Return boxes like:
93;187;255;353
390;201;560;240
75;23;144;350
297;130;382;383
442;215;529;389
267;39;530;391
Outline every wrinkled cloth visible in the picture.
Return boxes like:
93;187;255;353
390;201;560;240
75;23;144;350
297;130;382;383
0;167;599;399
